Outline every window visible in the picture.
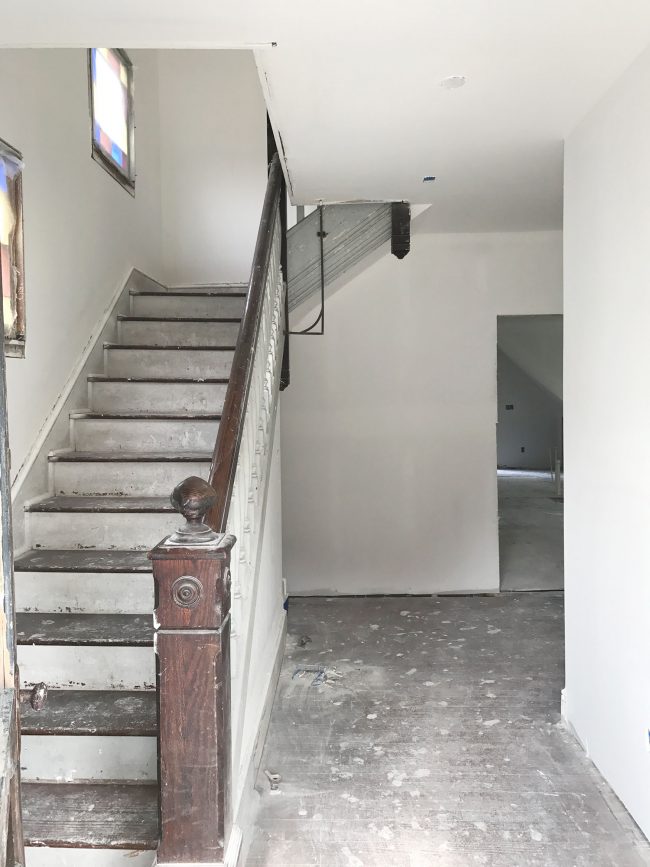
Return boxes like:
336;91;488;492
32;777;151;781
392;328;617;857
89;48;135;193
0;139;25;358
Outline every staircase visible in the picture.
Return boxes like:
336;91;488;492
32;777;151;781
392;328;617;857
14;284;247;863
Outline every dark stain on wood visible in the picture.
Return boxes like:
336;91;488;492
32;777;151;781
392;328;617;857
15;549;152;573
16;613;153;647
22;782;158;849
20;689;157;736
28;497;174;514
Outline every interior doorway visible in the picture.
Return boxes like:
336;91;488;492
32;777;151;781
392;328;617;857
496;314;564;591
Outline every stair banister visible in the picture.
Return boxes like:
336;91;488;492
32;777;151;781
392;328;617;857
149;153;287;866
207;154;284;532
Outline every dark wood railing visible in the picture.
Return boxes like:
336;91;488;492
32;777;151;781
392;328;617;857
207;154;285;533
149;153;287;865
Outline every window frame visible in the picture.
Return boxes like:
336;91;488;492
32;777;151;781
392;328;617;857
0;137;26;359
88;48;136;195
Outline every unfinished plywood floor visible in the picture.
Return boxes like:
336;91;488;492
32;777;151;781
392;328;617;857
498;470;564;591
247;594;649;866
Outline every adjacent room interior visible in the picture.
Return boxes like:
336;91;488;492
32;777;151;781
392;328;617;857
496;314;564;591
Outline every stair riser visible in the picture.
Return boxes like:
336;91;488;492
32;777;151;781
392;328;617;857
28;511;179;550
21;735;156;782
105;348;234;379
71;418;219;453
118;319;240;346
89;380;228;414
131;294;246;318
19;646;155;690
52;459;210;496
26;850;155;866
16;573;153;614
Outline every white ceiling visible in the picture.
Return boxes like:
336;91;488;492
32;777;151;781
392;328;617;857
4;0;650;230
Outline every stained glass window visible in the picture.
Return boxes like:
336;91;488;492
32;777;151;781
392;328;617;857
89;48;135;192
0;139;25;358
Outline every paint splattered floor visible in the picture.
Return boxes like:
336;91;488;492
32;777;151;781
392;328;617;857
247;594;650;866
498;470;564;591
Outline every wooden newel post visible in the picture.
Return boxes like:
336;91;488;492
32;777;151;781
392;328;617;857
149;476;235;866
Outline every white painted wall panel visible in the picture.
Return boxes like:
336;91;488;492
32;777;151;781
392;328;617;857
281;230;562;594
0;49;163;480
564;44;650;840
157;50;267;285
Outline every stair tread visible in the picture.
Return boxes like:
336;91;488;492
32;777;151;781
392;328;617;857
71;411;222;420
22;781;158;849
87;375;229;383
104;343;236;351
130;288;246;297
15;549;152;573
118;315;242;322
20;689;156;736
16;613;153;646
49;450;212;463
29;496;173;513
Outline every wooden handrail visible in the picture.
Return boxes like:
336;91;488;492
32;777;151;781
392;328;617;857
207;153;285;532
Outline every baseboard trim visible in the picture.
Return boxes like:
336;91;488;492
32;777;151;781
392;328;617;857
288;589;502;598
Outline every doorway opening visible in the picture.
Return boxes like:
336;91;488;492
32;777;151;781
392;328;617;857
496;314;563;591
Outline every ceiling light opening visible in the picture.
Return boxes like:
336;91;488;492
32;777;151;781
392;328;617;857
440;75;467;90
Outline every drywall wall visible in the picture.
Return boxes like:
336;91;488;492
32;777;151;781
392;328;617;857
0;48;163;479
157;50;267;285
564;44;650;839
281;229;562;594
496;348;562;469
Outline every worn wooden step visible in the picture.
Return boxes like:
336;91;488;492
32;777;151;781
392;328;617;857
22;782;158;849
17;614;156;690
29;496;174;514
14;549;154;615
88;376;228;414
169;283;247;294
15;549;151;573
117;316;241;347
20;689;157;736
16;613;153;647
104;345;235;379
130;290;246;319
70;413;220;453
49;449;211;497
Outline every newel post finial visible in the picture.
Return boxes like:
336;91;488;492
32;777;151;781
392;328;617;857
169;476;219;544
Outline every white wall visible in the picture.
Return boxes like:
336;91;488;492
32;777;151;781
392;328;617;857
0;48;163;479
564;45;650;839
281;230;562;595
158;50;267;285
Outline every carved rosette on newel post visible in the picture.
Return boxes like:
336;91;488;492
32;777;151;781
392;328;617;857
149;476;235;866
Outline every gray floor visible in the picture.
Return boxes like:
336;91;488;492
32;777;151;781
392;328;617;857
498;470;564;591
248;595;650;866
